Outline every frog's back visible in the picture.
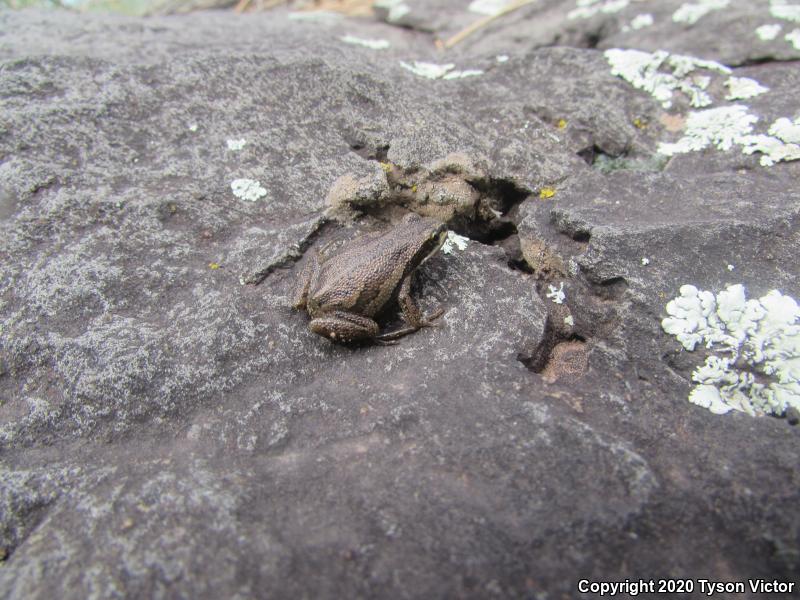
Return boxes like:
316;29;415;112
311;236;413;317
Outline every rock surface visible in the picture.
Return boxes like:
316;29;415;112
1;2;799;598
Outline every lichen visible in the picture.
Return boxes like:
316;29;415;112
662;284;800;417
468;0;515;15
755;23;782;40
724;76;769;100
656;103;800;166
399;61;455;79
226;139;247;151
442;69;484;80
399;61;482;80
672;0;729;25
623;12;654;31
568;0;645;20
230;179;267;202
442;231;469;254
658;105;758;155
374;0;410;22
604;48;730;109
339;35;391;50
546;282;566;305
740;116;800;166
770;1;800;23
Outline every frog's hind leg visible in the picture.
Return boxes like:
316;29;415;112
291;252;319;310
377;275;444;341
309;311;380;343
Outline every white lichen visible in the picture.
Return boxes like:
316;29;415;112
226;138;247;151
770;116;800;143
740;116;800;166
340;35;391;49
770;1;800;23
496;54;510;63
230;179;267;202
568;0;643;20
468;0;516;15
605;48;730;109
399;61;455;79
662;284;800;417
442;231;469;254
374;0;410;22
641;257;650;266
672;0;729;25
188;123;199;132
442;69;484;80
786;28;800;48
755;23;782;40
626;13;654;30
546;282;566;305
399;61;482;80
658;105;758;155
724;76;769;100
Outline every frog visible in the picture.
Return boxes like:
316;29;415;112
292;213;449;343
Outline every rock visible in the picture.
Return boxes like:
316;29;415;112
1;4;799;599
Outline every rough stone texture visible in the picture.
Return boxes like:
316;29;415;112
1;2;799;599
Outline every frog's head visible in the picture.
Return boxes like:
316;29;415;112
401;212;449;267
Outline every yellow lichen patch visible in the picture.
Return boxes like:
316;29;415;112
411;184;418;193
379;162;393;173
539;187;556;199
633;117;648;129
208;262;221;270
557;119;567;129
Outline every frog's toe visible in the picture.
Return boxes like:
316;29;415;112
421;307;445;327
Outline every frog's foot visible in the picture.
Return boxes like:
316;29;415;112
309;311;380;344
376;307;445;342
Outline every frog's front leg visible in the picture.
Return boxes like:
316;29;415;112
377;274;443;341
309;310;380;343
291;252;320;310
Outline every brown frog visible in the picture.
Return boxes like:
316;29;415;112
292;213;448;343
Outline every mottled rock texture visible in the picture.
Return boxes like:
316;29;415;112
1;2;799;599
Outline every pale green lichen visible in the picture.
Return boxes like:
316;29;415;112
399;61;483;80
546;282;566;305
374;0;410;22
770;0;800;23
568;0;646;20
604;48;730;109
230;179;267;202
339;35;391;50
672;0;729;25
724;76;769;100
468;0;516;15
658;105;758;155
755;23;782;40
657;106;800;166
226;138;247;151
442;231;469;255
740;116;800;166
623;13;654;31
662;284;800;417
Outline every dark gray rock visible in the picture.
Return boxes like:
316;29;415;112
1;3;799;599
